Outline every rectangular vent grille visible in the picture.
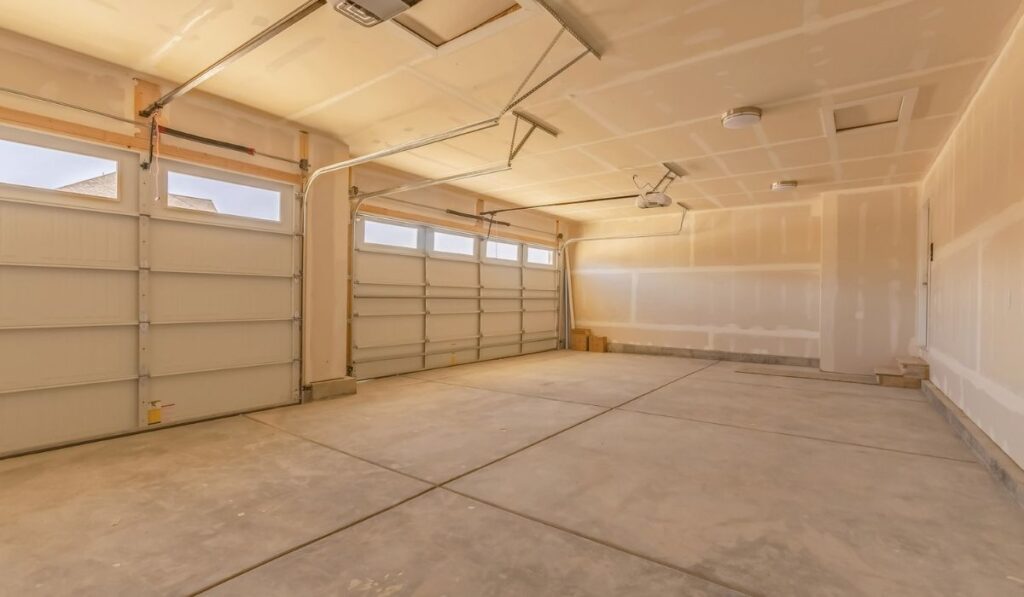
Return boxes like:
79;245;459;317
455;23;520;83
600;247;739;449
833;95;904;133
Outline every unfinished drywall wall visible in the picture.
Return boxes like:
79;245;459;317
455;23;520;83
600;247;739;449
570;201;822;359
820;186;919;375
920;14;1024;468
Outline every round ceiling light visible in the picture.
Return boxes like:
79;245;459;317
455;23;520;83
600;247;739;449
721;106;763;129
771;180;799;192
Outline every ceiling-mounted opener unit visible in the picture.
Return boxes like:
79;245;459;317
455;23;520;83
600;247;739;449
634;162;686;209
331;0;421;27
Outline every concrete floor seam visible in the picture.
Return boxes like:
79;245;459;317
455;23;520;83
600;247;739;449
244;414;441;487
610;360;723;410
189;485;438;596
441;486;762;597
437;361;721;487
619;406;981;465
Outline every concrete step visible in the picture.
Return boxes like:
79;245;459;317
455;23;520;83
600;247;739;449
897;357;930;379
875;367;922;389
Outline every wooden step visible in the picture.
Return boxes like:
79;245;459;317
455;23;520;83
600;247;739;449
897;357;930;379
875;367;922;389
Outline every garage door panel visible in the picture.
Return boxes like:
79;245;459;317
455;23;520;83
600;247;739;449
523;338;558;353
149;220;293;276
149;321;293;376
481;265;520;289
0;381;137;456
426;313;476;341
525;298;557;311
480;340;520;360
524;268;557;290
0;267;136;327
0;327;137;392
355;252;423;285
355;356;422;379
427;298;476;314
354;315;424;349
0;202;137;269
425;348;477;369
524;311;557;333
355;283;423;299
481;298;519;312
149;273;292;323
353;297;421;316
426;259;477;287
482;312;521;336
150;363;294;422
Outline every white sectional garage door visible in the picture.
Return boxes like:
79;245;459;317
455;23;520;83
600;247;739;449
0;127;300;456
352;216;559;379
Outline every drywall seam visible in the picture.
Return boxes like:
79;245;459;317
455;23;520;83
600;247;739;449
575;320;820;339
931;200;1024;262
926;346;1024;427
819;195;839;371
570;0;913;96
922;7;1024;184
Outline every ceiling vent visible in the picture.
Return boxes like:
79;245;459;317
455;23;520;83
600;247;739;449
393;0;521;48
824;89;918;135
331;0;423;27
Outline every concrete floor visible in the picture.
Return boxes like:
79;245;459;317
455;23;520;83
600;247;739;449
2;352;1023;596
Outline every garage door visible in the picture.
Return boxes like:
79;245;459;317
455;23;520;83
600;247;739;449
352;215;559;379
0;127;301;456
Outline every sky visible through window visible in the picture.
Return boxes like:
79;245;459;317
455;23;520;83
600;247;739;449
168;171;281;221
486;240;519;261
0;139;117;194
433;231;475;255
364;220;419;248
527;246;553;265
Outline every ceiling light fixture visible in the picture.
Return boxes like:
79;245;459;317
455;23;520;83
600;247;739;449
721;106;763;129
771;180;798;192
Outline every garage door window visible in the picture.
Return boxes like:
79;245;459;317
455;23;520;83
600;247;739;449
485;240;519;262
167;171;281;222
526;246;554;266
432;231;475;256
363;219;420;249
0;138;118;199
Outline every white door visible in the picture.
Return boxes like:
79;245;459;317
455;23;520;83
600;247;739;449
0;127;300;456
351;217;559;379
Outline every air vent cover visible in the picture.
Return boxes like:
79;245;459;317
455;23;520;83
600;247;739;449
332;0;422;27
832;95;903;132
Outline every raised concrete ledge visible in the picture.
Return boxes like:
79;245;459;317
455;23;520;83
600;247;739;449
609;342;819;369
921;380;1024;510
307;377;357;402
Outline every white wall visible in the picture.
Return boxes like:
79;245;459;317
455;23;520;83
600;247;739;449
919;14;1024;468
569;201;822;359
820;186;920;374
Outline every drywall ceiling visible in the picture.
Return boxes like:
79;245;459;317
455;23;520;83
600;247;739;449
0;0;1021;221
